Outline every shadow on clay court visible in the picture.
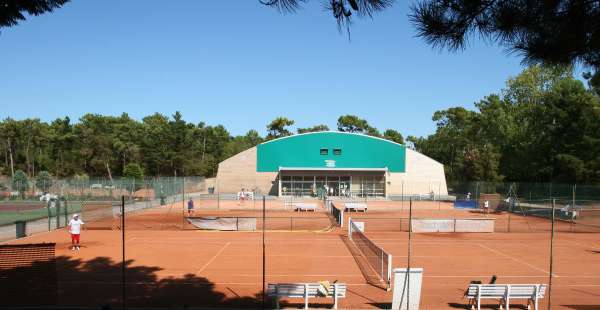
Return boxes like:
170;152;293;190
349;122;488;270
0;250;273;308
367;302;392;309
448;302;528;309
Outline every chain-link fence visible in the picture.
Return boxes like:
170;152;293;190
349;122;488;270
447;181;600;233
2;178;599;309
0;177;205;241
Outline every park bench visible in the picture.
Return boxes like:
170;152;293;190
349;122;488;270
267;283;347;309
466;284;547;310
294;203;317;212
237;191;254;201
344;202;367;212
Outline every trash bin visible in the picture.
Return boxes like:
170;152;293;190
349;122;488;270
208;187;215;194
15;221;26;238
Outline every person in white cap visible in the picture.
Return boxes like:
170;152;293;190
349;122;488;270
68;214;85;251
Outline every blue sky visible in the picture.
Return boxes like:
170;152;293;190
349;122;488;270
0;0;524;138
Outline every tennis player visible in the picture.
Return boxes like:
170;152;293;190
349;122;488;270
187;198;195;216
68;214;85;251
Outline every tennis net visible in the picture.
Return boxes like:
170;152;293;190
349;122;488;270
327;200;344;227
348;218;392;289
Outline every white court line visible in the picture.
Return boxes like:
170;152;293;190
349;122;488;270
53;280;374;286
374;240;565;244
128;237;342;242
203;273;366;277
565;239;600;248
48;280;600;287
129;241;232;246
196;242;231;274
221;254;353;258
197;274;599;278
477;243;555;276
0;228;63;245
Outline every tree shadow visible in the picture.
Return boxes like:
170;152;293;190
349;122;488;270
0;243;267;309
448;302;528;309
367;302;392;309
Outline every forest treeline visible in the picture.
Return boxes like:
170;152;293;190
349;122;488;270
1;66;599;183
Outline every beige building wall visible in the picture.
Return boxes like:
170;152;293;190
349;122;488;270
386;148;448;196
215;147;277;194
216;146;447;197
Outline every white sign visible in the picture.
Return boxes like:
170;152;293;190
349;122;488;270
325;160;336;167
353;221;365;232
392;268;423;310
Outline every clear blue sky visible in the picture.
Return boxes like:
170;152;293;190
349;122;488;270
0;0;524;138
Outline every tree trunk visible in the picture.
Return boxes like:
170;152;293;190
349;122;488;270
202;136;206;160
7;139;14;177
32;147;36;178
56;150;62;177
25;135;31;176
105;161;113;183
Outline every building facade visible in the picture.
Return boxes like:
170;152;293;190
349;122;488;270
215;132;447;197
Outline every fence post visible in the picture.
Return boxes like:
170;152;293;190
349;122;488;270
262;195;266;310
64;198;68;227
121;195;126;310
401;181;404;210
438;182;441;211
407;197;413;306
571;184;576;232
547;199;556;310
46;200;51;231
508;203;512;233
182;178;185;230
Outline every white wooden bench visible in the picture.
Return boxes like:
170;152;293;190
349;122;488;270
466;284;547;310
344;202;367;212
294;203;317;212
267;283;347;309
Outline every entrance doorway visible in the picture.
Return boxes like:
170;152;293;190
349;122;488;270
279;172;384;198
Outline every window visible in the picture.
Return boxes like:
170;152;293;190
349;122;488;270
320;148;328;155
333;148;342;155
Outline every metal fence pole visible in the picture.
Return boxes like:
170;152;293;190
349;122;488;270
547;199;556;310
401;181;404;210
508;201;512;233
571;184;576;232
64;198;68;227
262;195;266;310
46;201;51;231
407;197;413;309
438;182;441;211
121;195;126;310
182;178;185;230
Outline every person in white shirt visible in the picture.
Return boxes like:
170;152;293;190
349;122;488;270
68;214;85;251
483;200;490;214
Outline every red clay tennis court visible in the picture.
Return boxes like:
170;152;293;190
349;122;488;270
4;200;600;309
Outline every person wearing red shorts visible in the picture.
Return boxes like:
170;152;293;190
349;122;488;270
68;214;85;251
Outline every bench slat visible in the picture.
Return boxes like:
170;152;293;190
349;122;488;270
267;283;347;297
466;284;547;298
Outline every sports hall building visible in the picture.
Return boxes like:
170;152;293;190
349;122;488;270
215;131;447;198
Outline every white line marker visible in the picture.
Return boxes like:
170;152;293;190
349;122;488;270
196;242;231;274
477;243;556;276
